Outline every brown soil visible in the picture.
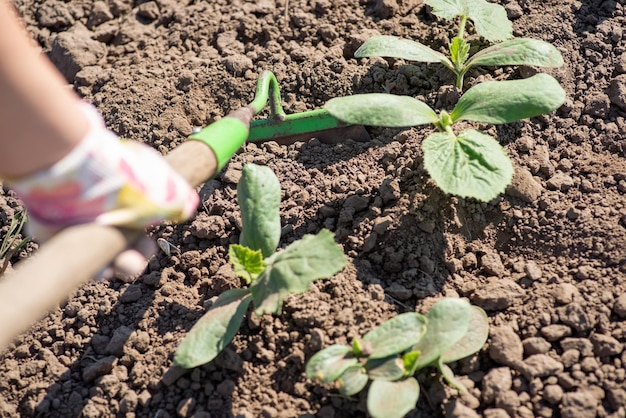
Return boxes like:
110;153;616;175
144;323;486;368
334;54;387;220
1;0;626;417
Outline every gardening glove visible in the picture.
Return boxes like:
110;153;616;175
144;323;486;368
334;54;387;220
5;103;199;281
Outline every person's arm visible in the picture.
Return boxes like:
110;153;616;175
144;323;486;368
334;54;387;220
0;0;87;178
0;0;200;281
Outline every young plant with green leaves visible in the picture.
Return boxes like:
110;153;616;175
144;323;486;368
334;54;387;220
174;163;347;368
355;0;563;89
324;74;566;201
0;210;30;276
306;298;489;418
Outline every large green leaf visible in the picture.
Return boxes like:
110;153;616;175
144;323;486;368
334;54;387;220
238;163;281;258
411;298;472;370
466;0;512;42
337;365;369;396
362;312;427;359
422;130;514;202
250;229;347;315
355;35;451;66
324;94;439;127
424;0;512;41
366;355;406;381
367;378;420;418
467;38;564;68
306;344;358;384
440;305;489;363
450;74;566;125
174;288;252;368
229;244;265;284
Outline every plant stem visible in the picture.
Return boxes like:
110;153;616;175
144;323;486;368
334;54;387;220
455;72;464;90
458;15;468;39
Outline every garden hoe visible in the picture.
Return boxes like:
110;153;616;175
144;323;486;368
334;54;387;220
0;70;368;351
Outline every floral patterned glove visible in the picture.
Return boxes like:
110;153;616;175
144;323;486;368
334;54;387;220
6;103;199;279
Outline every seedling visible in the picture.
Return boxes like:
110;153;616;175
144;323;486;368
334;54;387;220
306;298;489;418
324;74;566;201
0;210;30;276
355;0;563;89
174;164;347;368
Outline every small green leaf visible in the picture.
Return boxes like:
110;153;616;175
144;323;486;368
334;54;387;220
451;74;566;125
325;94;439;127
352;338;365;357
450;36;470;67
467;38;564;69
441;305;489;363
403;350;421;376
306;344;358;384
174;288;252;368
337;365;369;396
422;130;514;201
366;355;406;381
424;0;467;20
238;163;281;258
229;244;265;284
438;357;469;393
250;229;347;315
362;312;427;359
367;378;420;418
466;0;512;42
411;298;472;370
355;35;451;66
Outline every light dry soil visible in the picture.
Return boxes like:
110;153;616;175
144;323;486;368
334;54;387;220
1;0;626;417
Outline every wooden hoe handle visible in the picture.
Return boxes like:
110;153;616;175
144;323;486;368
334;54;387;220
0;140;218;351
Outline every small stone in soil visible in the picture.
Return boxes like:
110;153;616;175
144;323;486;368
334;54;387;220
105;326;133;356
445;399;481;418
613;293;626;318
543;384;564;404
557;303;595;332
524;261;542;281
489;326;523;367
523;337;552;355
560;390;598;418
522;354;564;378
82;356;116;382
483;408;510;418
540;324;572;341
553;283;577;305
385;282;412;301
560;337;594;357
162;366;189;386
590;333;624;357
482;367;512;405
480;253;506;276
506;167;543;203
472;279;525;311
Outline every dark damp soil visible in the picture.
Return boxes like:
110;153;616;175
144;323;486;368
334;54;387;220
1;0;626;417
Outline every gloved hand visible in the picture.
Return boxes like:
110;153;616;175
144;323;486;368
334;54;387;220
6;103;199;280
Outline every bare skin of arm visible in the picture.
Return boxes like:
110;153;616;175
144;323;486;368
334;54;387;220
0;0;88;178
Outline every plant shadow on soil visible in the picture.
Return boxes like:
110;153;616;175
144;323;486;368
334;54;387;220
575;0;618;31
32;279;229;416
